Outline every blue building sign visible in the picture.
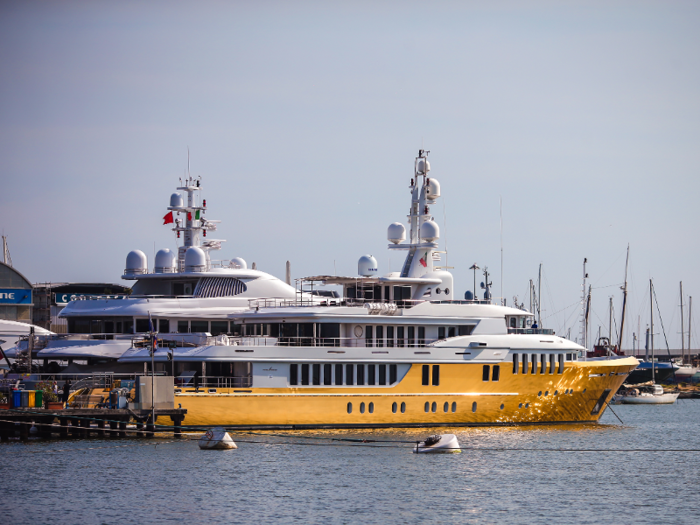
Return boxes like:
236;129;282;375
55;293;127;305
0;288;32;304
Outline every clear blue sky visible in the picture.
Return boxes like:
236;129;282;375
1;1;699;351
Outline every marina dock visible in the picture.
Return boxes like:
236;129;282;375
0;407;187;440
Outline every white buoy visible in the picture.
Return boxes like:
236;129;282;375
413;434;461;454
198;427;237;450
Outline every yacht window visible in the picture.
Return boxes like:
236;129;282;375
320;323;340;346
531;355;537;374
401;402;406;413
448;327;456;338
301;364;310;385
431;402;437;413
424;402;430;413
418;327;425;346
357;365;365;385
432;365;440;386
384;285;390;302
522;354;528;374
136;319;149;333
540;354;546;375
193;277;247;298
290;364;298;386
458;325;474;336
558;354;564;374
397;326;405;347
104;321;114;334
191;320;208;333
408;326;415;347
177;321;189;333
443;402;449;413
392;402;397;414
347;402;352;414
438;327;446;340
376;326;384;347
422;365;430;386
346;364;354;385
323;364;332;385
378;364;387;385
513;353;519;374
387;326;394;348
451;402;457;413
365;326;373;347
335;364;344;385
369;402;374;413
549;354;555;374
312;364;321;385
472;402;477;413
389;364;397;384
124;319;133;333
510;317;516;328
210;321;228;336
492;365;500;382
482;365;490;382
367;365;376;385
158;319;170;333
360;402;365;414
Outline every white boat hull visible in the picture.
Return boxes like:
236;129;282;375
413;434;461;453
198;427;237;450
614;393;679;405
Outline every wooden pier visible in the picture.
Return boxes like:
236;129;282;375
0;407;187;440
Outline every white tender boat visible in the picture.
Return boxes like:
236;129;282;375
198;427;237;450
413;434;461;453
613;383;679;405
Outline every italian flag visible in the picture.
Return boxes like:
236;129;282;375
419;251;428;267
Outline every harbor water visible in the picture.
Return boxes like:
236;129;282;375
3;402;700;524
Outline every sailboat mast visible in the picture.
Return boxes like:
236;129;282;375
618;245;629;353
680;282;685;364
689;296;693;357
537;264;542;326
650;279;655;383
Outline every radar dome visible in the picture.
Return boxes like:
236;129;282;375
387;222;406;244
464;290;474;300
170;193;184;208
230;257;247;269
417;159;431;174
426;178;440;202
184;246;207;272
154;249;176;274
420;220;440;242
125;250;148;276
358;255;378;277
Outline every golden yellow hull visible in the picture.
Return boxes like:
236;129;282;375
167;357;638;429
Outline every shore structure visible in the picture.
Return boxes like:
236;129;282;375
118;150;638;429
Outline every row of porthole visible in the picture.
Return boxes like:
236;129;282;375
347;401;477;414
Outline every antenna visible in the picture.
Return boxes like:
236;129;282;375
500;196;503;305
187;147;190;177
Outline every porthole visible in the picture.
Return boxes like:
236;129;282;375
424;401;430;413
451;402;457;413
392;402;397;414
445;288;450;295
545;391;549;397
347;402;353;414
570;389;574;394
554;390;558;396
436;288;441;294
369;402;374;414
500;404;504;410
538;391;542;397
431;402;437;413
443;402;449;413
472;401;477;413
360;402;366;414
583;389;586;393
525;403;530;408
354;325;363;337
401;402;406;413
518;403;523;409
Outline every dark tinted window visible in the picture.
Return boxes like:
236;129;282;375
432;365;440;386
289;364;298;385
210;321;228;335
378;364;387;385
335;364;343;385
422;365;430;386
312;364;321;385
418;326;425;346
512;353;519;374
136;319;150;333
191;320;208;333
438;327;445;340
408;326;415;346
389;364;397;384
323;364;332;385
346;364;354;385
159;319;170;333
492;365;500;382
448;327;456;338
397;326;404;347
376;326;384;347
482;365;490;382
368;365;376;385
357;365;365;385
301;364;309;385
387;326;394;347
365;325;373;347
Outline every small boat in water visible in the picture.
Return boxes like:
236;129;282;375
613;382;679;405
413;434;461;453
198;427;237;449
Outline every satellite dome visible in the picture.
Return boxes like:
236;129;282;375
125;250;147;276
421;220;440;242
154;249;176;274
426;178;440;202
358;255;378;277
464;290;474;301
230;257;247;270
417;159;431;174
184;246;207;272
387;222;406;244
170;193;184;208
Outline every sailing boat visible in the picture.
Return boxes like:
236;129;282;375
614;279;679;405
675;284;698;380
